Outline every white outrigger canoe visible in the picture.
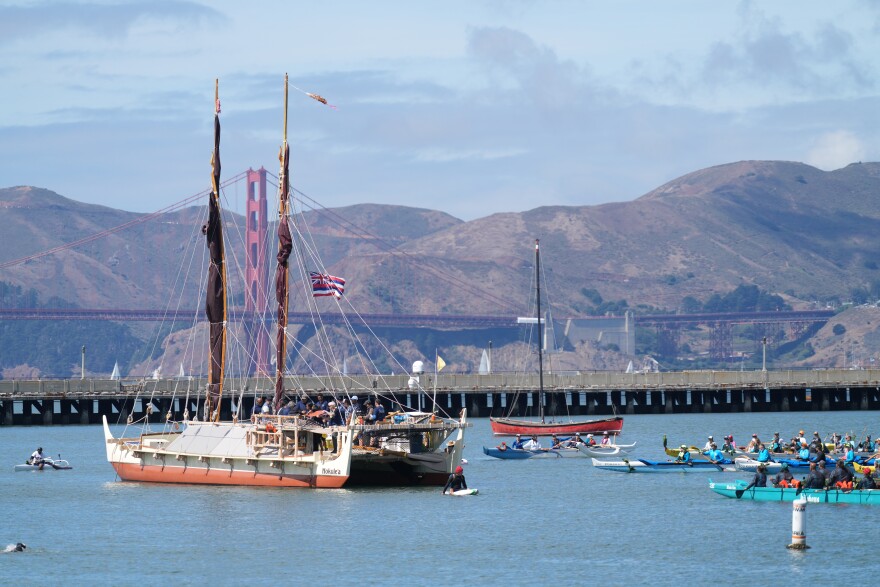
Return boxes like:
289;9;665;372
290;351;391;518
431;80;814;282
577;442;637;458
14;459;72;472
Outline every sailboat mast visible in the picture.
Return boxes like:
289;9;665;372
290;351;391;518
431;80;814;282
205;78;227;422
535;239;545;423
273;73;293;412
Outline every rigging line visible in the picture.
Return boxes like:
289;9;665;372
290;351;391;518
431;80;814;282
0;170;250;271
265;174;518;312
292;190;519;313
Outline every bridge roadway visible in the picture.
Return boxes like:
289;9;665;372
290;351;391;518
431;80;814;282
2;367;878;425
0;308;835;329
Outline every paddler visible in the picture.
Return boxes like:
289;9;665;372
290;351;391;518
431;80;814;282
511;434;525;450
772;463;795;488
769;432;783;453
755;443;772;463
743;464;768;491
29;447;47;470
442;465;468;494
705;443;725;464
857;467;876;489
675;444;692;465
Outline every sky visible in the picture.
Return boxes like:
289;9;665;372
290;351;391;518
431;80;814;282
2;0;880;221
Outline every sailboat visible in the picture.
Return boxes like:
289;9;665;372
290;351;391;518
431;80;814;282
489;239;623;437
102;78;355;487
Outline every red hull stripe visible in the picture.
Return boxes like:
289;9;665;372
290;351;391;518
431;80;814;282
112;462;347;488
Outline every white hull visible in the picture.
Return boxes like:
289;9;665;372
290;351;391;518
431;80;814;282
14;459;71;472
577;442;637;458
103;416;353;488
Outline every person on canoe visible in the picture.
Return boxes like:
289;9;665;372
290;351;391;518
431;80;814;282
843;443;856;465
705;443;726;465
743;464;768;491
796;442;811;461
702;435;715;452
755;443;772;463
745;434;761;452
674;445;692;465
827;460;854;489
804;462;825;489
523;435;542;450
511;435;525;450
549;435;564;449
721;435;736;454
28;447;48;470
442;465;467;494
769;432;783;453
600;432;611;446
856;467;876;490
585;434;597;446
772;463;797;488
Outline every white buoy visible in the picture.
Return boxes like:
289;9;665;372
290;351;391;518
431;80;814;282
787;497;810;550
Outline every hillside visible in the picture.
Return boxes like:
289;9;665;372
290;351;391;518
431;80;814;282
4;160;880;376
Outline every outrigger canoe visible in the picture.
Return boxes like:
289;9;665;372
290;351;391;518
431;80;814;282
709;479;880;504
14;459;72;472
577;443;637;458
482;446;585;459
591;457;733;473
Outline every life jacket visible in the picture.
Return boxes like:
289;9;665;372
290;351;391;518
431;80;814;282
835;480;853;490
778;479;791;488
790;479;802;489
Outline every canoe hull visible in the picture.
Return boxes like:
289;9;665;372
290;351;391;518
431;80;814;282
482;446;585;459
490;416;623;437
710;479;880;505
592;458;729;473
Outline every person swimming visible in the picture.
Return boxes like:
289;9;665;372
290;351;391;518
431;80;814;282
4;543;26;553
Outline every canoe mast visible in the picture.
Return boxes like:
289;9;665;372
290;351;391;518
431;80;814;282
535;239;545;423
273;74;293;412
205;79;227;422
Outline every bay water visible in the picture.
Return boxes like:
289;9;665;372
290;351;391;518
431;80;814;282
2;410;878;586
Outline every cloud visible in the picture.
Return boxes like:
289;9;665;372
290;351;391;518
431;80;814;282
805;130;866;170
0;1;222;45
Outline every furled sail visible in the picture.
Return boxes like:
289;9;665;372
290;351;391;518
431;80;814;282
203;79;227;421
273;74;292;412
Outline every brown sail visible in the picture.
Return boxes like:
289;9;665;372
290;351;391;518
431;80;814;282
203;80;227;421
273;74;292;412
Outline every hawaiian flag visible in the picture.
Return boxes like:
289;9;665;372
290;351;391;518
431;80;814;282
310;271;345;297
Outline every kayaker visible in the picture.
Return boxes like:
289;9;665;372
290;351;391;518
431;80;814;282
743;464;767;491
856;467;876;490
675;445;692;465
756;443;772;463
772;463;795;487
442;465;467;494
511;434;525;450
827;460;854;489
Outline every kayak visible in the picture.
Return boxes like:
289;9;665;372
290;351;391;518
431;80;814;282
709;479;880;504
482;446;585;459
591;457;733;473
14;459;72;472
446;488;479;496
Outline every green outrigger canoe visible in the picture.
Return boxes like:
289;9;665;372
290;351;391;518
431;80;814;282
709;479;880;505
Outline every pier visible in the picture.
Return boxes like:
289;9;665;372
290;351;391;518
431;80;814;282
2;368;880;425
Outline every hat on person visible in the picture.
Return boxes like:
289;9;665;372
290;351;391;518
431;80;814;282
328;401;336;407
864;468;873;475
586;434;593;438
799;430;805;435
603;432;609;435
752;434;758;437
780;463;789;470
708;435;713;439
516;434;521;437
455;466;463;474
680;444;687;449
